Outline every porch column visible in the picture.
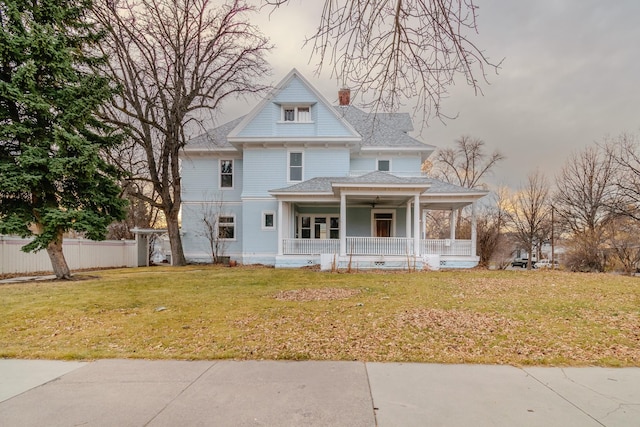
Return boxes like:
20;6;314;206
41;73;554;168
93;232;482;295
277;200;283;256
405;200;412;238
340;192;346;256
449;209;457;240
471;201;477;257
421;209;427;239
413;194;420;256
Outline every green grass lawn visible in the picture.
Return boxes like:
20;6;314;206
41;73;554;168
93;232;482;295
1;266;638;366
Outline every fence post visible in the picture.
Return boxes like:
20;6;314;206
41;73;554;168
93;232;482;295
0;235;5;275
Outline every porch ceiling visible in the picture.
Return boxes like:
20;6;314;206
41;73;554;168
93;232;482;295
345;193;414;208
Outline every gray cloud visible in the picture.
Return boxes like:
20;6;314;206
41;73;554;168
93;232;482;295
218;0;640;188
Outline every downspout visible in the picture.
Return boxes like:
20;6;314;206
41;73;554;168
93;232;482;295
471;201;477;258
340;192;346;256
413;194;420;256
277;200;283;256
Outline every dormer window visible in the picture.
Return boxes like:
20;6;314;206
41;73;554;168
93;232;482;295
377;159;391;172
284;107;295;121
281;105;312;122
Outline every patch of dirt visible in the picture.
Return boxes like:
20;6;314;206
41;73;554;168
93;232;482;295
397;308;522;334
274;288;361;302
0;267;120;281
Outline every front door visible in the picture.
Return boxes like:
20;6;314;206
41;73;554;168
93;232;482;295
374;212;393;237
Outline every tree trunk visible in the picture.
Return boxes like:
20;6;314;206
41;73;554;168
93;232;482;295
46;232;71;279
166;211;186;266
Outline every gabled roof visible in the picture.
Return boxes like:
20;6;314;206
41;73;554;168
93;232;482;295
334;106;433;152
227;68;360;143
185;116;244;151
270;171;488;197
184;69;435;155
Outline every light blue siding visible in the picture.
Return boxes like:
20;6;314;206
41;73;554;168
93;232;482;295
242;147;349;197
236;75;357;139
345;207;409;237
391;156;423;174
241;200;279;255
346;208;370;236
237;102;277;137
243;254;277;265
274;122;316;137
305;148;349;178
349;155;423;175
182;156;243;202
181;202;243;263
349;157;370;172
181;156;215;202
241;149;286;197
296;206;340;215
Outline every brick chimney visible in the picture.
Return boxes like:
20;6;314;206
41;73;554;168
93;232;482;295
338;88;350;106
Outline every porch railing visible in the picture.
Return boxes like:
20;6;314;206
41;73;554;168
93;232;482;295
283;238;339;255
346;237;413;256
421;239;472;256
282;237;472;256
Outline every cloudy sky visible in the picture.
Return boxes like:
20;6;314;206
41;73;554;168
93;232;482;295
219;0;640;188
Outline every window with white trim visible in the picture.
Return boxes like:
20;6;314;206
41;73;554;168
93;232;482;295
329;217;340;239
262;211;275;230
377;159;390;172
218;215;235;240
289;151;303;182
220;159;233;188
297;215;339;239
283;107;295;121
297;106;310;122
281;105;312;122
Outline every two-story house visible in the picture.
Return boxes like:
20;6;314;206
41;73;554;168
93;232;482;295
180;69;487;269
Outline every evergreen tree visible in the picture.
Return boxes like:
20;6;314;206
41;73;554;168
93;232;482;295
0;0;126;279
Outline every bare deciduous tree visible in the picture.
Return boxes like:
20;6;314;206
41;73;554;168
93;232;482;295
553;145;616;272
197;193;229;264
94;0;271;265
608;133;640;220
266;0;500;123
424;135;504;262
429;135;504;189
475;187;508;268
505;170;551;270
605;215;640;275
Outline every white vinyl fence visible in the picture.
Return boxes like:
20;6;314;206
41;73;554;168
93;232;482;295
0;235;137;275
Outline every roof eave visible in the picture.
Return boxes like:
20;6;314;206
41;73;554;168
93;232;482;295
359;146;435;152
182;146;239;154
228;136;362;144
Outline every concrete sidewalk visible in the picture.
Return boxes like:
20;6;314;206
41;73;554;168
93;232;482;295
0;360;638;426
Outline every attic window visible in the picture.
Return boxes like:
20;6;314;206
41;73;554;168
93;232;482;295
281;106;311;122
284;107;295;121
377;159;390;172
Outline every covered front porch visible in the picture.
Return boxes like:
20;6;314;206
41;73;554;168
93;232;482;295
279;237;473;270
270;172;487;270
282;237;472;257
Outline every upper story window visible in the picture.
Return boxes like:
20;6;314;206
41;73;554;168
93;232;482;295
281;105;312;123
289;151;303;182
377;159;390;172
220;159;233;188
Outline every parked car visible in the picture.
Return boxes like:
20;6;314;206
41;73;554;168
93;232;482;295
534;259;559;269
511;258;534;268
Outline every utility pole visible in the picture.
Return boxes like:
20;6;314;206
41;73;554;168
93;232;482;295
551;206;555;269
